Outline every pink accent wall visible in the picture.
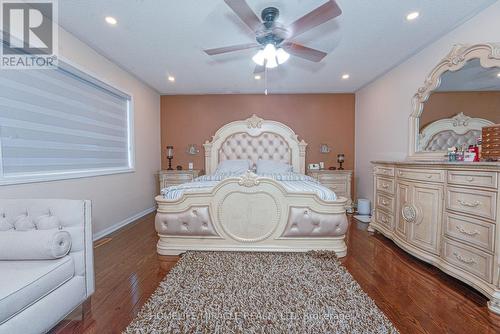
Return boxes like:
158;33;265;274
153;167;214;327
420;91;500;130
160;94;355;172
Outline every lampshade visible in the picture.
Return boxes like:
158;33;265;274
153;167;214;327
262;43;276;59
276;48;290;64
266;56;278;69
166;146;174;158
252;50;265;66
253;44;289;69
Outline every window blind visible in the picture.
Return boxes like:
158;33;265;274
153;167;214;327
0;62;132;184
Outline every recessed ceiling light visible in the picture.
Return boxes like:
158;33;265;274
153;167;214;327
406;11;420;21
105;16;117;25
254;75;261;80
342;74;350;80
497;72;500;78
168;75;175;82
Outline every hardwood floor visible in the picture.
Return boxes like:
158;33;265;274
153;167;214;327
54;213;500;334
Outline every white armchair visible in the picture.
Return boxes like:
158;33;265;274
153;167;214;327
0;199;94;334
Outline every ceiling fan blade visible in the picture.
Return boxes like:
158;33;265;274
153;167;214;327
204;43;260;56
224;0;262;32
254;65;265;74
286;0;342;39
282;42;327;62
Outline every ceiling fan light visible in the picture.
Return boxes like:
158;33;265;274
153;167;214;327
252;50;265;66
262;43;277;60
276;48;290;64
266;56;278;69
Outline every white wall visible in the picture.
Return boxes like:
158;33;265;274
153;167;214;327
355;1;500;202
0;28;161;239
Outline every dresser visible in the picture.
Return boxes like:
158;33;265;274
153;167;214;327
369;161;500;314
158;170;202;190
307;169;353;208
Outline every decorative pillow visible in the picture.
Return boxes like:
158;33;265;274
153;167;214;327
35;213;61;230
0;213;13;231
14;214;35;231
256;159;293;174
215;159;252;175
0;229;72;260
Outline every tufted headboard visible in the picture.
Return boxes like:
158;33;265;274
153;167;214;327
419;112;493;151
203;115;308;174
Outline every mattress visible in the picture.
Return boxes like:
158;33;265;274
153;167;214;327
161;172;337;201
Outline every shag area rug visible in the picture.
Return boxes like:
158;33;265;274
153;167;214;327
125;251;398;333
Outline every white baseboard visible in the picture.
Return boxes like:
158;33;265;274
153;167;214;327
93;206;156;241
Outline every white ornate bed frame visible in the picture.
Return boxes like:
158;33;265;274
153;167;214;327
155;115;348;256
419;112;493;151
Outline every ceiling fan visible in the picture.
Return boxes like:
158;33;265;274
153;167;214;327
204;0;342;74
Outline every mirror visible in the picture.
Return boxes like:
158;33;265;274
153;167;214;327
409;44;500;160
419;59;499;151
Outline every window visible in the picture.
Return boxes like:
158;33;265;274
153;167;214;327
0;61;133;185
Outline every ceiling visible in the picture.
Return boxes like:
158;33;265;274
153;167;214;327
437;59;500;92
58;0;497;94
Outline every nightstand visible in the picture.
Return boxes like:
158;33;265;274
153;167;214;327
158;170;202;190
307;169;353;209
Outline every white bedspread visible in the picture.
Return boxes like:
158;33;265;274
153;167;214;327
161;172;337;201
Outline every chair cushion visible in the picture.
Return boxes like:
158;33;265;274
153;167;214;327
0;256;74;324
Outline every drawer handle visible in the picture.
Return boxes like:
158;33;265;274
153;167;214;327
466;176;474;182
457;199;481;208
455;225;480;236
426;175;433;179
398;171;403;176
453;251;476;265
381;183;389;189
381;199;388;206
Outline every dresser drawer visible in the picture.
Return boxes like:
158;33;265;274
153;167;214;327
375;209;393;229
374;166;395;177
164;180;187;187
164;173;193;180
446;187;497;221
482;149;500;157
375;176;395;195
483;127;500;137
482;137;500;145
442;238;493;283
376;193;394;212
318;174;348;183
397;168;445;183
444;213;495;252
323;182;347;194
447;170;498;189
483;144;500;153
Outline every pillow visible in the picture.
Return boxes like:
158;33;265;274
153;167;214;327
13;214;35;231
0;229;72;260
256;159;293;174
35;213;61;230
0;214;13;231
215;159;252;175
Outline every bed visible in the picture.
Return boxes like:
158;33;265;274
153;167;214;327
154;115;349;256
419;112;493;151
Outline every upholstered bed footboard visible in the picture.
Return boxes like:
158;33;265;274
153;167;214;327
155;172;349;257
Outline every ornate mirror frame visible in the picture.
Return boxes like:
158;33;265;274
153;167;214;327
408;43;500;160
